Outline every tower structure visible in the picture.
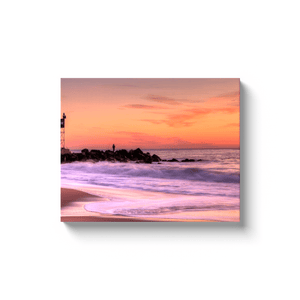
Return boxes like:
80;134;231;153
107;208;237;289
61;113;66;149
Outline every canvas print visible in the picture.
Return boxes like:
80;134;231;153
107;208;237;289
61;79;240;222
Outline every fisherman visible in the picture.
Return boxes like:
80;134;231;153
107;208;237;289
112;144;115;152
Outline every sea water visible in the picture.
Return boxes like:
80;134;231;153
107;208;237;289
61;149;240;221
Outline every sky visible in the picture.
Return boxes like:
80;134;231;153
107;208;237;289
61;78;240;150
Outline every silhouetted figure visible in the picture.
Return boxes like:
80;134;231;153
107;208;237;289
112;144;115;152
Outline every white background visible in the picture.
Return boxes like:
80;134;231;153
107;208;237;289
1;1;299;299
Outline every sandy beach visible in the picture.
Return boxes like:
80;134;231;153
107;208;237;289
61;187;229;222
61;188;152;222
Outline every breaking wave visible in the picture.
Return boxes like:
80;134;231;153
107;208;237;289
61;161;240;184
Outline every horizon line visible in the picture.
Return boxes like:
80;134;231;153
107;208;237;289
67;147;240;151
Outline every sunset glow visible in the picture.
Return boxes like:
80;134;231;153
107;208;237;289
61;78;240;150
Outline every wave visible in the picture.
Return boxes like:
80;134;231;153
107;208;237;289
85;203;240;217
61;161;240;184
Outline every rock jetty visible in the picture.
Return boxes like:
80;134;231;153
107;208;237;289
61;148;161;164
61;148;202;164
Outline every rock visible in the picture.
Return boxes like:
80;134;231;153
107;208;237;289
105;150;114;160
61;148;162;165
90;150;103;160
106;157;116;162
70;154;78;161
81;148;89;155
105;150;114;155
119;157;130;163
197;159;203;161
181;159;195;162
144;156;153;164
137;153;146;160
90;149;101;156
61;148;71;155
61;153;72;163
77;153;86;161
152;154;161;162
134;148;143;154
132;148;144;158
168;158;179;162
130;148;146;161
90;149;100;153
116;149;129;158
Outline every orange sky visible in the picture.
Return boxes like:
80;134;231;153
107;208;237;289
61;78;240;150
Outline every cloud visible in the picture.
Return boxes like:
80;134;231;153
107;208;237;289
121;90;240;128
184;107;239;115
141;106;239;128
208;90;240;106
145;91;239;107
123;104;169;110
115;131;148;136
146;95;181;105
145;94;203;105
217;91;240;98
140;119;164;125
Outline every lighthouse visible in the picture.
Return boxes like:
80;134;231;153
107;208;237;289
61;113;71;155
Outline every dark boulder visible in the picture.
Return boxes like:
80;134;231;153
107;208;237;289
106;156;116;162
132;148;144;156
181;159;195;162
105;150;114;160
131;148;146;161
168;158;179;162
116;149;129;158
90;150;102;160
70;154;78;162
61;153;72;163
119;157;130;163
152;154;161;162
90;149;100;153
81;148;89;155
105;150;114;155
138;153;146;160
77;153;86;161
144;156;153;164
90;149;101;155
114;155;123;161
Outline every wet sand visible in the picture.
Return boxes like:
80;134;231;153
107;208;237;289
61;187;235;222
61;188;152;222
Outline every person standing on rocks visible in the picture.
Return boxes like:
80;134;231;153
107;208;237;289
112;144;115;152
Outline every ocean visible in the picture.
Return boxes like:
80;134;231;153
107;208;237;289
61;149;240;221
